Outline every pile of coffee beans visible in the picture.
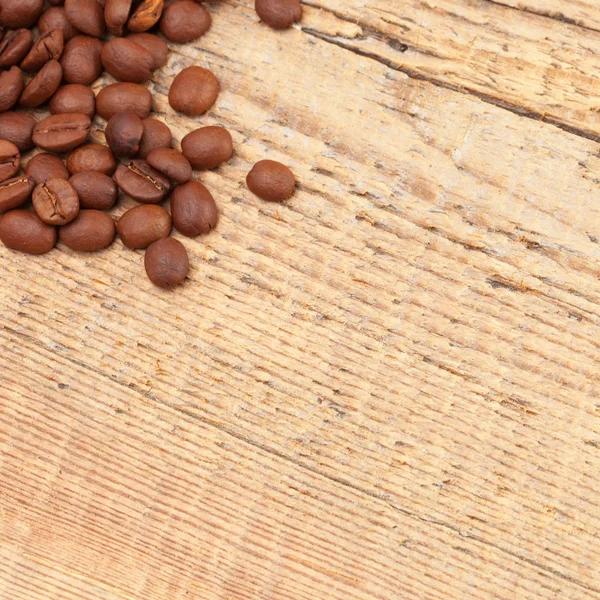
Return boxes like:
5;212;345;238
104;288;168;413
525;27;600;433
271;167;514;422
0;0;300;288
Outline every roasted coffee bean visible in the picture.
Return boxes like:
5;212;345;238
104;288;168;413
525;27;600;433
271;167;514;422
181;126;233;170
160;1;211;43
0;29;33;68
59;209;115;251
144;237;189;288
246;159;295;201
168;66;219;116
255;0;302;29
32;177;79;225
66;143;116;175
170;180;218;236
21;30;64;72
0;0;44;29
61;35;103;85
105;112;143;157
0;209;56;254
126;33;167;71
0;112;37;151
0;141;20;183
96;82;152;120
137;118;172;158
25;152;69;184
19;60;63;108
101;38;153;83
128;0;164;33
0;67;24;112
50;84;95;118
114;159;170;203
146;148;192;183
105;0;132;36
117;203;171;248
0;175;34;213
69;171;117;210
33;113;91;153
38;7;81;42
64;0;106;38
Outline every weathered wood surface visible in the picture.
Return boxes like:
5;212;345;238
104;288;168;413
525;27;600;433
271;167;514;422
1;1;600;598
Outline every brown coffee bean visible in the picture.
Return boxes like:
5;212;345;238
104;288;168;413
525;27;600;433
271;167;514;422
170;180;218;236
137;118;172;158
61;35;103;85
33;113;91;153
25;153;69;185
0;112;37;152
181;126;233;170
105;0;132;36
21;30;64;72
66;143;116;175
126;33;167;71
105;112;144;157
69;171;117;210
0;0;44;29
64;0;106;37
144;237;189;288
0;67;24;112
50;84;95;118
247;159;295;201
96;82;152;120
0;175;34;213
114;159;170;203
33;177;80;225
255;0;301;29
160;1;210;43
101;38;153;83
117;203;171;249
128;0;164;33
146;148;192;184
0;209;56;253
0;141;20;183
19;60;63;108
0;29;33;68
168;66;219;116
38;7;81;42
59;209;115;251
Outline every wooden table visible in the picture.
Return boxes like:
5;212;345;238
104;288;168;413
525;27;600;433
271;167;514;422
2;1;600;598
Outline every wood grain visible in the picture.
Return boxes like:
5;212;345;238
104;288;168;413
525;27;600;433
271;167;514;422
1;1;600;599
493;0;600;31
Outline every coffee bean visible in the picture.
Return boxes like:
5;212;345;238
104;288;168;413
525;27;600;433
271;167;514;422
33;177;80;225
128;0;164;33
59;209;115;251
144;237;189;288
137;118;172;158
61;35;103;85
160;1;211;43
0;112;37;152
64;0;106;38
50;84;95;119
117;203;171;248
168;66;219;116
0;0;44;29
0;67;24;112
0;209;56;254
105;112;144;157
0;29;34;68
114;159;170;203
181;126;233;170
0;175;34;213
96;82;152;120
69;171;117;210
105;0;132;36
255;0;302;29
101;38;154;83
66;143;116;176
19;60;63;108
25;152;69;185
21;30;64;72
0;141;20;183
170;180;218;236
246;159;295;201
33;113;91;153
146;148;192;183
126;33;168;71
38;7;81;42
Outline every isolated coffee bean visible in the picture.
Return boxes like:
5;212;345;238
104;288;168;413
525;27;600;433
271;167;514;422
105;0;132;36
171;180;218;236
128;0;164;33
146;148;192;183
33;178;80;225
126;33;168;71
66;143;116;175
25;153;69;185
0;141;20;183
181;126;233;170
50;84;95;118
247;159;295;201
96;82;152;120
61;35;103;85
0;209;56;254
160;1;211;43
114;160;170;203
168;66;219;116
101;38;153;83
33;113;91;153
21;30;64;72
0;112;37;152
105;112;144;157
69;171;117;210
144;237;189;288
255;0;302;29
38;7;81;42
0;67;24;112
19;60;63;108
0;0;44;29
0;29;33;68
0;175;34;213
59;209;115;251
64;0;106;38
137;118;172;158
117;204;171;249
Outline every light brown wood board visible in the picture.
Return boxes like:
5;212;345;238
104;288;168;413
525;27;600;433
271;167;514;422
1;1;600;599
